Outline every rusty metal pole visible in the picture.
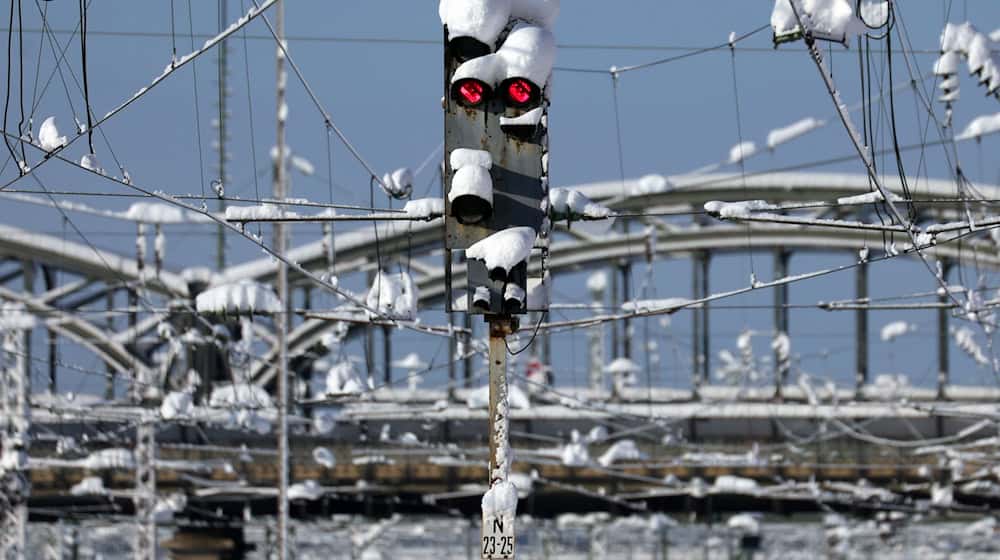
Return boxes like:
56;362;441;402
483;316;515;558
487;318;512;484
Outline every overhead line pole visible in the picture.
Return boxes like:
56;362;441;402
215;0;229;270
274;0;290;557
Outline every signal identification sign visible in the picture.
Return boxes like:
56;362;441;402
481;514;515;559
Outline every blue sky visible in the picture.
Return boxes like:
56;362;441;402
5;1;1000;395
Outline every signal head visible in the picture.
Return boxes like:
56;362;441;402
500;78;541;109
452;78;492;108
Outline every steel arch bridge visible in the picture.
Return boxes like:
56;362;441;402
2;171;999;401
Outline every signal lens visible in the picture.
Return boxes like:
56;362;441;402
456;80;486;106
506;79;534;106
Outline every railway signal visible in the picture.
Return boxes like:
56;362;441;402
440;1;558;557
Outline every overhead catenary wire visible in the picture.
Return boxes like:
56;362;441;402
0;0;279;193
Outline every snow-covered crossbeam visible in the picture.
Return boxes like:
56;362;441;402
195;280;282;315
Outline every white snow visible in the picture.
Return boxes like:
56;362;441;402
472;285;491;308
957;112;1000;141
380;167;413;199
503;283;525;307
584;426;608;444
439;0;512;46
209;383;273;409
481;479;518;521
622;297;692;313
392;353;429;370
153;493;187;523
498;23;556;86
879;320;914;342
726;513;761;534
287;155;314;177
967;33;992;74
448;159;493;208
561;430;591;467
83;448;135;470
704;199;774;219
586;271;607;294
771;0;862;42
772;332;791;363
872;373;909;398
466;383;531;409
953;326;990;366
766;117;825;149
402;198;444;219
195;280;282;315
466;227;536;276
450;22;555;91
288;480;324;501
450;148;493;170
225;204;298;221
313;447;336;468
0;302;35;330
125;202;186;224
160;391;193;420
713;475;759;493
36;116;66;152
548;187;612;220
80;153;105;175
934;51;961;76
836;191;893;205
499;107;544;126
366;270;418;320
858;1;888;28
628;174;672;196
604;357;640;374
70;476;106;496
938;75;960;91
597;439;644;467
931;483;954;507
941;22;977;53
325;360;366;395
935;22;1000;100
727;141;757;165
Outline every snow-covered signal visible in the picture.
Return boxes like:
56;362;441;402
441;0;556;317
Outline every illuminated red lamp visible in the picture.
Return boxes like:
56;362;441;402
500;78;540;108
452;78;491;108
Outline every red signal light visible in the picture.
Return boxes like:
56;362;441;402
506;79;533;106
454;79;487;107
